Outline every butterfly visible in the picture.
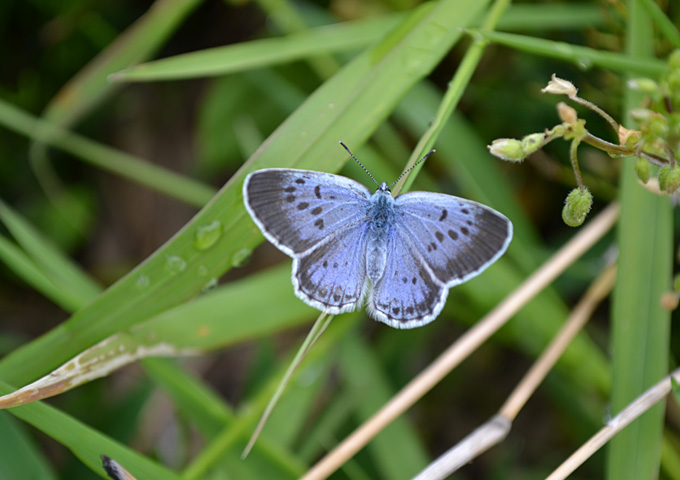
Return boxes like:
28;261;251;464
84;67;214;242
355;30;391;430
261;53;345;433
243;143;513;329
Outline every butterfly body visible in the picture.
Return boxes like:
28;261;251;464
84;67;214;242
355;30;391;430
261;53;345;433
365;184;394;284
243;168;512;329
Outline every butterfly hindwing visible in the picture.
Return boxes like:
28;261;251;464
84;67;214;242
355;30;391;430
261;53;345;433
294;223;370;314
243;169;371;256
394;192;512;286
369;227;446;328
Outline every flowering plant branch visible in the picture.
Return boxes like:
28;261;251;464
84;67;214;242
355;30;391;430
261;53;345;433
488;50;680;226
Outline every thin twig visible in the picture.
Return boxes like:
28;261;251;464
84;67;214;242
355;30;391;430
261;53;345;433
413;415;512;480
242;312;333;458
546;366;680;480
499;264;616;420
570;95;620;135
569;135;585;190
301;203;620;480
412;264;616;480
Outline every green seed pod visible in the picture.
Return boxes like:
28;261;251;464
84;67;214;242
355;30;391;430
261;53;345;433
658;164;680;193
562;187;593;227
667;71;680;99
488;138;526;162
627;78;659;94
669;113;680;136
647;114;669;139
669;50;680;70
634;157;652;184
520;133;546;155
629;108;652;121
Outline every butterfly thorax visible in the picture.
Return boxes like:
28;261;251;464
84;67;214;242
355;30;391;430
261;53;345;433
365;185;395;284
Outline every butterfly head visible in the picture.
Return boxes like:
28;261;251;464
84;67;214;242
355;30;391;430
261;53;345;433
378;182;391;193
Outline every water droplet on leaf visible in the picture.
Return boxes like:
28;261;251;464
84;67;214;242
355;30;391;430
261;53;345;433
194;220;222;250
232;248;252;267
136;275;150;290
165;255;187;273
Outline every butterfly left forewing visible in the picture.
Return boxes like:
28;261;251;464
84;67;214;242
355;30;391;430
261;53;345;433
244;169;371;257
395;192;513;286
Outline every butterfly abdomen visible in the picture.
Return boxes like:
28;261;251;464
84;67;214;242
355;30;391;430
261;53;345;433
365;190;395;284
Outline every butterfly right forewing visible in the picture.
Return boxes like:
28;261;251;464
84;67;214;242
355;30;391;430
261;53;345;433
395;192;512;287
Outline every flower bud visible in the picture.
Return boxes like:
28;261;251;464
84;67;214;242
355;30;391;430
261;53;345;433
488;138;526;162
557;102;578;124
661;291;679;311
618;126;642;147
542;74;578;97
634;157;652;184
562;187;593;227
658;164;680;193
627;78;659;94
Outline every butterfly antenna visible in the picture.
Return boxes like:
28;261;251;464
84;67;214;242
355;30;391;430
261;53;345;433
339;141;379;188
390;148;436;189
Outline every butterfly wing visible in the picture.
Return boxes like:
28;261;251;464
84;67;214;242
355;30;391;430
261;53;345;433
395;192;513;286
294;223;370;314
368;227;447;328
244;168;372;314
243;168;371;256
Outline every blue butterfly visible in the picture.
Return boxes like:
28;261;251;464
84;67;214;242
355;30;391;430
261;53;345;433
243;144;512;329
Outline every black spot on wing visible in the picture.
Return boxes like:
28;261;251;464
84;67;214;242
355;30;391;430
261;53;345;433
439;209;448;221
448;229;458;240
311;206;323;215
435;231;445;243
285;186;296;193
314;185;321;199
314;218;324;230
297;202;309;210
295;178;305;184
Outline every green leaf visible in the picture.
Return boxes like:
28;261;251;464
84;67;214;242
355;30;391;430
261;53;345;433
0;234;84;312
0;412;57;480
607;2;672;479
110;14;405;82
41;0;204;128
0;100;216;208
0;381;181;480
477;30;666;76
338;336;429;478
0;199;102;306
